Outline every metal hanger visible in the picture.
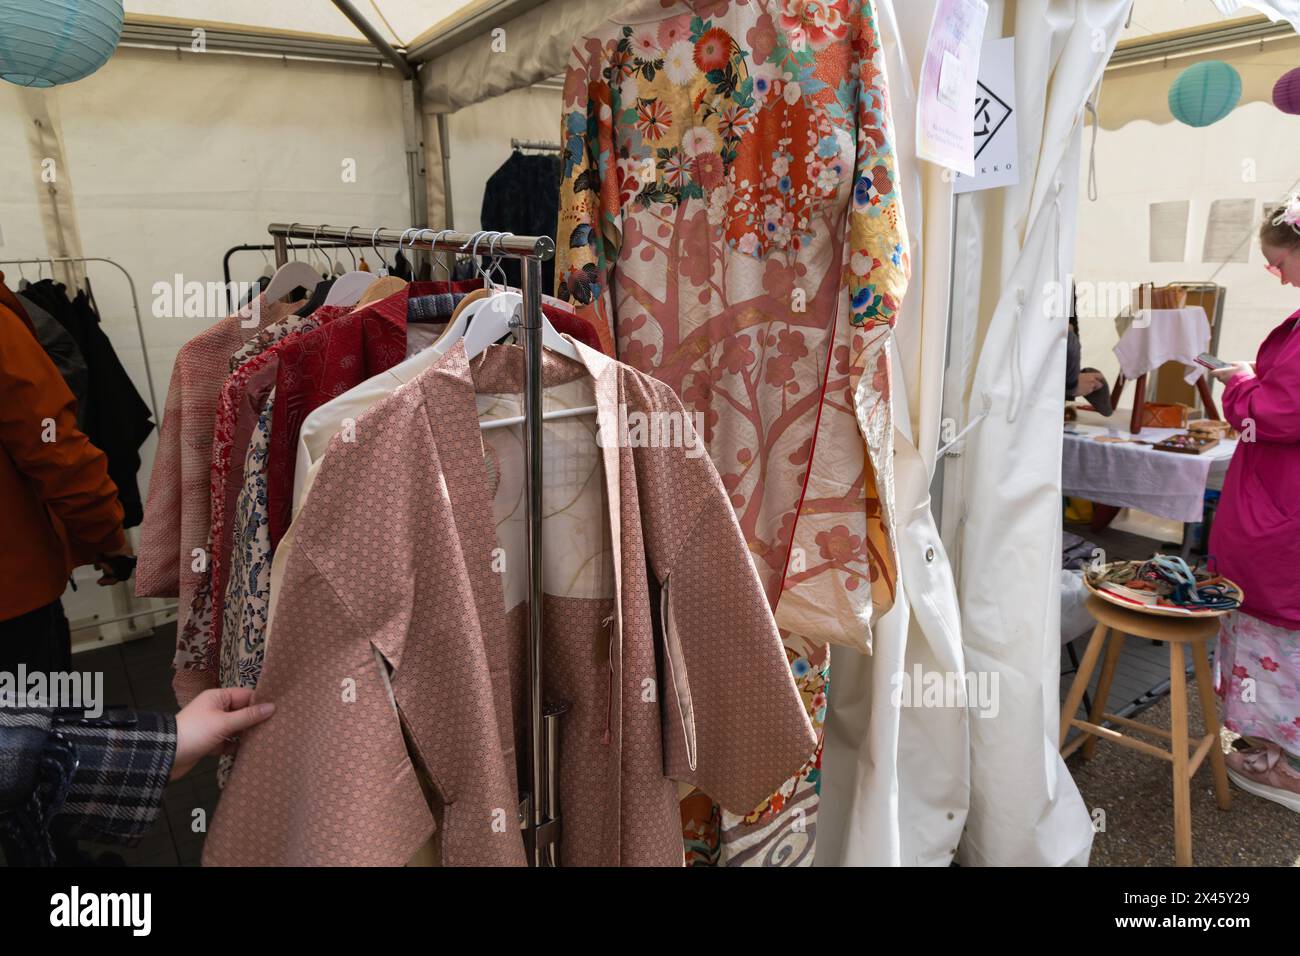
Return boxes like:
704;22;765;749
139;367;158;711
264;224;321;303
370;228;390;275
423;228;454;281
463;233;579;361
324;225;383;308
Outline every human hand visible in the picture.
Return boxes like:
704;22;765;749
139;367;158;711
171;687;276;780
1209;361;1254;384
94;541;135;586
1075;371;1105;397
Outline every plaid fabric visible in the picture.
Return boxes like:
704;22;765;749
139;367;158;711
51;709;176;845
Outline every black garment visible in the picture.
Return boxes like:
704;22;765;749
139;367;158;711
0;600;71;673
22;280;154;527
1066;327;1081;401
479;149;563;292
0;707;176;865
391;250;414;281
16;292;88;430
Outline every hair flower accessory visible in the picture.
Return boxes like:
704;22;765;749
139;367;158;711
1272;193;1300;232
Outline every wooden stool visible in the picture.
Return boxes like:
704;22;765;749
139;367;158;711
1059;595;1231;866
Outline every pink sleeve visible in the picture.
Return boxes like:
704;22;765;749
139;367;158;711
658;486;818;813
135;357;184;597
203;543;436;866
1223;355;1300;443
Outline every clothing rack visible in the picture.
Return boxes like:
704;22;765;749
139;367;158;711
222;241;372;314
267;222;561;867
510;138;562;153
0;256;159;420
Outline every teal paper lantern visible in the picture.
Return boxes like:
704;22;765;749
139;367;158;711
0;0;124;88
1168;61;1242;128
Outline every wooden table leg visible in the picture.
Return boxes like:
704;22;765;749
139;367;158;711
1060;620;1109;751
1083;630;1126;760
1192;640;1232;811
1169;641;1193;866
1130;373;1147;435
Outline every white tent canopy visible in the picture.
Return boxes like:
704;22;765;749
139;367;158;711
2;0;1283;865
125;0;479;47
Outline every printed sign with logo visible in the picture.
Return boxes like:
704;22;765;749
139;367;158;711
916;0;989;175
955;36;1020;194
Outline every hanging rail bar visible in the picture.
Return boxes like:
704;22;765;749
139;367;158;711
267;223;553;266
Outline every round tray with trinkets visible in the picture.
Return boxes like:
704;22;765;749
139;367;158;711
1084;557;1242;618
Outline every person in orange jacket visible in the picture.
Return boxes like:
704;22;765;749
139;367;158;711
0;275;134;671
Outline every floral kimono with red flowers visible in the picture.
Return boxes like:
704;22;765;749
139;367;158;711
556;0;910;864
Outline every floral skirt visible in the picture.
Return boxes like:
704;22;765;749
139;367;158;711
1214;610;1300;757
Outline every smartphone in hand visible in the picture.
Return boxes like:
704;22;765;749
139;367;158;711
1195;352;1230;371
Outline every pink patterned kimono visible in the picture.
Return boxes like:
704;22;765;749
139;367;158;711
136;295;303;613
203;341;815;866
555;0;910;861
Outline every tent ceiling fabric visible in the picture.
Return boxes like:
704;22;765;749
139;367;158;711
418;0;610;113
1123;0;1243;37
124;0;476;45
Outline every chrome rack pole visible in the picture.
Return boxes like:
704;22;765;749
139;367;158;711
521;251;546;866
517;248;564;867
267;224;550;260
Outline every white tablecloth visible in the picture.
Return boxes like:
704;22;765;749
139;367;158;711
1062;422;1237;522
1112;307;1210;384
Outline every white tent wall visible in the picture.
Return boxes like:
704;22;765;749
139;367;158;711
441;84;563;232
940;0;1132;867
1;45;411;645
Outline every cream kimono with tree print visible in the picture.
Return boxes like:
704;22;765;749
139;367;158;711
556;0;909;849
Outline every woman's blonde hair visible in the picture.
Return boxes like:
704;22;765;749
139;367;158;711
1263;197;1300;249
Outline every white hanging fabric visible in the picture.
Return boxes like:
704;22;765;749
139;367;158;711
939;0;1133;867
815;0;971;867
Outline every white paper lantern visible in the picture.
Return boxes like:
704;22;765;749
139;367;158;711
0;0;124;89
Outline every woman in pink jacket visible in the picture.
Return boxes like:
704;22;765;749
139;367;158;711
1209;198;1300;813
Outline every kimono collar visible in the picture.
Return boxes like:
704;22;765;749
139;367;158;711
422;336;615;399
